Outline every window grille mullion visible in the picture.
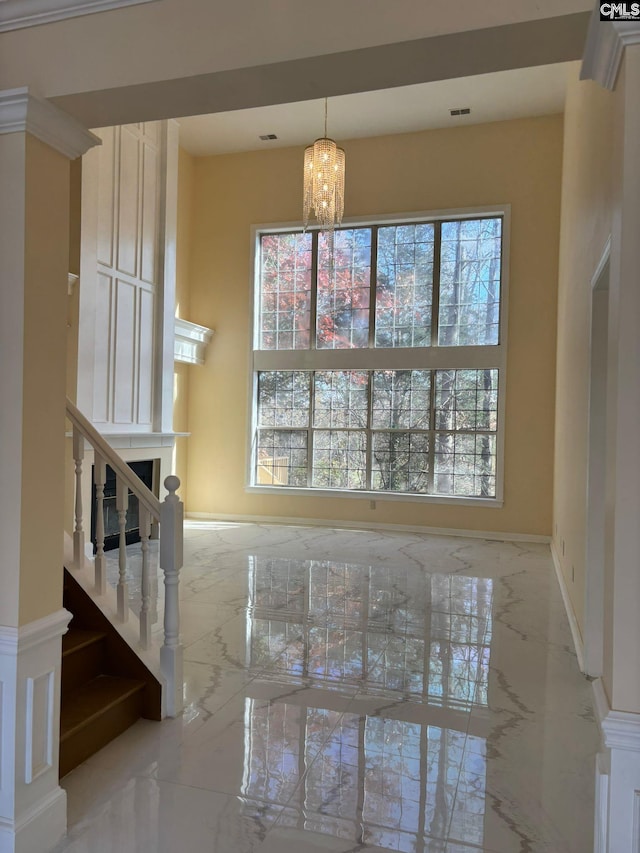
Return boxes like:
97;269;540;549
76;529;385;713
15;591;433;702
365;371;373;491
427;370;437;494
310;231;318;350
307;371;315;487
431;221;443;348
369;226;378;348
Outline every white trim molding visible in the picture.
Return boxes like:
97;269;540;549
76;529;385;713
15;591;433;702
592;677;640;852
185;513;551;543
582;9;640;90
174;318;214;366
550;541;585;672
0;609;71;853
0;0;160;32
0;88;100;160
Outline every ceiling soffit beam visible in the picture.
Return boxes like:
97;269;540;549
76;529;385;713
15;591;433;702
51;12;591;129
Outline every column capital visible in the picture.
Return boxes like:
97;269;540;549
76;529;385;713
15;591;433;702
0;87;100;159
581;11;640;90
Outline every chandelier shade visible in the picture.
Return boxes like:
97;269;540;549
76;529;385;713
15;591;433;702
302;102;345;234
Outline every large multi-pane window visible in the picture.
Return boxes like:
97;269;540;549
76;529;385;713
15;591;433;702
252;213;506;501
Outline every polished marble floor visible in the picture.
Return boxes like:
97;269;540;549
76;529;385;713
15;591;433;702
55;522;598;853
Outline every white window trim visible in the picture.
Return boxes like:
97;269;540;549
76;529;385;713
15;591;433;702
246;204;510;507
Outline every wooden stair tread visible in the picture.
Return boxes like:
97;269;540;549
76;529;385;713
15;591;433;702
60;675;145;741
62;628;107;657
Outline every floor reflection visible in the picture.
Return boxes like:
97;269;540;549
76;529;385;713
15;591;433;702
243;557;492;850
243;700;486;851
248;557;492;709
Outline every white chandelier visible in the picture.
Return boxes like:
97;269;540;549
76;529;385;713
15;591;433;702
303;98;345;235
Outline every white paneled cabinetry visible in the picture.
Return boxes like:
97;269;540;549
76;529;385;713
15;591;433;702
78;120;177;437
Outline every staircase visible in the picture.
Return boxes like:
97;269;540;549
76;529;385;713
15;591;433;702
66;399;183;724
59;570;162;777
62;397;185;776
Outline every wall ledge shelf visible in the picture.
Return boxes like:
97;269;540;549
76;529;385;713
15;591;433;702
174;318;214;365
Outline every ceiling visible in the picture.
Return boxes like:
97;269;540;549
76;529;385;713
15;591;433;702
178;62;574;157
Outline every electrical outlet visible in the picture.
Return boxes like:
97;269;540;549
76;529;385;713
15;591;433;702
369;500;376;510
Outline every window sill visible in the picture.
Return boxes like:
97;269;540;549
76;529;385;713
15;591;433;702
245;485;503;508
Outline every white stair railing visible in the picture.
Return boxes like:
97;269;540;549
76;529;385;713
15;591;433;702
66;398;184;717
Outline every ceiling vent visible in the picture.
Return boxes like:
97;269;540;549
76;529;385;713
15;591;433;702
450;108;471;116
259;133;278;141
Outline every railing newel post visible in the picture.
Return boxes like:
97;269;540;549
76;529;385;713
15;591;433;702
159;475;183;717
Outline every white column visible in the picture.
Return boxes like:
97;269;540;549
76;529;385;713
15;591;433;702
0;87;98;853
583;27;640;853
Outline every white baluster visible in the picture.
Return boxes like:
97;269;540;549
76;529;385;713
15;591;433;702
116;477;129;622
160;475;184;717
73;427;85;568
94;454;107;595
139;505;152;649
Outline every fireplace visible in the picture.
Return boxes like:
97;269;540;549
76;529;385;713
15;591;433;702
91;459;156;552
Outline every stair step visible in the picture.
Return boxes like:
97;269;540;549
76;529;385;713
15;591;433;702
59;675;145;777
63;628;107;657
61;629;107;698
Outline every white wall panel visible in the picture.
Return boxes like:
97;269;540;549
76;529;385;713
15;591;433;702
143;121;159;144
96;125;115;268
79;119;176;433
0;611;70;853
92;272;113;424
113;279;136;423
116;125;140;278
140;142;158;286
24;671;54;784
137;287;154;425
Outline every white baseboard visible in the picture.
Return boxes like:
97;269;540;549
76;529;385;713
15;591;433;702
550;540;585;672
0;786;67;853
185;512;551;544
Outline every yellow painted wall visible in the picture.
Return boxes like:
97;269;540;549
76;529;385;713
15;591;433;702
20;136;70;624
184;114;563;536
173;147;195;501
553;67;616;637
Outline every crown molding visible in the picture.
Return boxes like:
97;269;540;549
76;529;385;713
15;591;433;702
581;8;640;90
0;0;160;32
592;677;640;752
0;87;100;159
0;608;71;655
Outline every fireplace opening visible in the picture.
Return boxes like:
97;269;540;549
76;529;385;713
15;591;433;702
91;460;156;552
